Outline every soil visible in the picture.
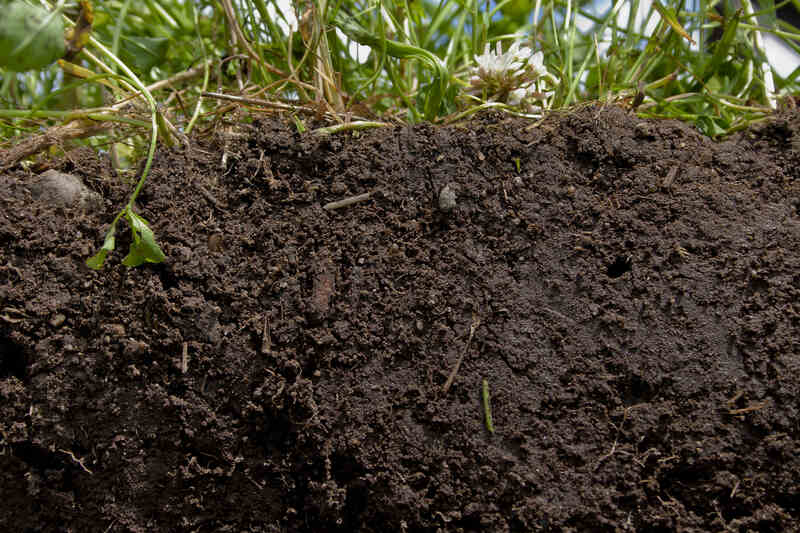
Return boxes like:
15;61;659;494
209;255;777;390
1;105;799;532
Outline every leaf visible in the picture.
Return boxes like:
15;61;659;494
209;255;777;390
0;1;66;72
701;9;741;83
121;211;165;267
86;225;116;270
652;1;695;45
118;35;170;73
695;115;727;137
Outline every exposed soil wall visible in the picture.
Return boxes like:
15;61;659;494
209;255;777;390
1;105;799;532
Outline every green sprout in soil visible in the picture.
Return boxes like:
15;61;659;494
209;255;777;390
81;29;169;269
482;378;495;434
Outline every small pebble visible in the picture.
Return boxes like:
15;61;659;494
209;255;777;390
439;185;457;213
28;170;102;211
208;233;224;253
50;313;66;328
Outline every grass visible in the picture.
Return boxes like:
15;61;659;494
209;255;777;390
0;0;798;267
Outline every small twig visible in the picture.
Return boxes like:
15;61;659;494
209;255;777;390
482;379;495;434
246;474;265;490
59;449;93;474
0;120;111;171
106;61;213;107
661;164;679;189
728;401;768;415
730;479;740;499
323;191;374;211
443;313;480;393
181;342;189;374
312;121;389;136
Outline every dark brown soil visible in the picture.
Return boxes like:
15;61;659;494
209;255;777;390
1;105;799;532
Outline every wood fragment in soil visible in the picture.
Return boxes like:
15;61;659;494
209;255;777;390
323;191;374;211
728;402;768;415
662;165;679;189
181;342;189;374
59;449;93;474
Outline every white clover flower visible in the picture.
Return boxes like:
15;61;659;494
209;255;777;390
467;40;555;110
528;50;548;78
508;87;529;106
473;44;497;74
473;42;529;81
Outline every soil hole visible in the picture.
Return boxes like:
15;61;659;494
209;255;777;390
606;256;632;278
0;335;27;381
11;442;62;470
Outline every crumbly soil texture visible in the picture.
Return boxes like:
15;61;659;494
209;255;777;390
1;106;799;532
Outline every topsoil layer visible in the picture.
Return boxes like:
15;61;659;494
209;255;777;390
1;105;799;532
